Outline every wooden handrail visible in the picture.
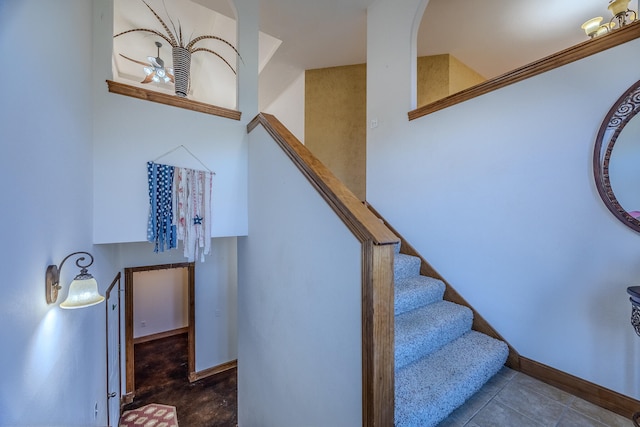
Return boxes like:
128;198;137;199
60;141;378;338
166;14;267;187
409;21;640;120
248;114;398;246
248;113;398;426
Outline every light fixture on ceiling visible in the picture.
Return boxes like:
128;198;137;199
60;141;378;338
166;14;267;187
45;251;105;309
581;0;637;38
119;41;175;85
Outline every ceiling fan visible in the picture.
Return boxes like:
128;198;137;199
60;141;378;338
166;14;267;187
119;41;175;84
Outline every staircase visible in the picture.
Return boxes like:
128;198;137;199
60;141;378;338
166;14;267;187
393;244;508;426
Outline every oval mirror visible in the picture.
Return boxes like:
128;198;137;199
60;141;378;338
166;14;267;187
594;79;640;232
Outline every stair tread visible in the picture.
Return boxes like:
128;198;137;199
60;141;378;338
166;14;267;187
395;275;446;316
395;301;473;369
394;253;422;281
395;330;509;427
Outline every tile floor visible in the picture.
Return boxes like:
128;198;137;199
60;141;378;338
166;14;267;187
437;368;635;427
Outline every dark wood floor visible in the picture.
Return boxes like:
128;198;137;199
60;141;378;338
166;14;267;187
123;333;237;426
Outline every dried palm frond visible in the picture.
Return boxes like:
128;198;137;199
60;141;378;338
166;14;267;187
114;0;241;72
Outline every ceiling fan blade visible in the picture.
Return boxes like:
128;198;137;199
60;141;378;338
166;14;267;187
167;71;175;83
148;56;162;68
149;56;165;69
141;72;155;84
119;53;152;67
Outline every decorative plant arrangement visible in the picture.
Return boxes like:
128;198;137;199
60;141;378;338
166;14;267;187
114;0;241;98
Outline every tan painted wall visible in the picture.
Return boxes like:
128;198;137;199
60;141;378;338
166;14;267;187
305;64;367;200
417;54;450;106
448;55;485;95
417;54;485;107
303;57;483;201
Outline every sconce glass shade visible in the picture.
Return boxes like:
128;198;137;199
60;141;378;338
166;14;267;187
596;22;616;36
608;0;631;16
582;17;604;36
59;276;104;309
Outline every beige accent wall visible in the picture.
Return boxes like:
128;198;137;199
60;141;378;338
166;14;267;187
303;57;482;201
305;64;367;201
417;54;485;106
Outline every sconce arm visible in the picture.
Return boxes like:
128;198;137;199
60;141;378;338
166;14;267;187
46;251;94;304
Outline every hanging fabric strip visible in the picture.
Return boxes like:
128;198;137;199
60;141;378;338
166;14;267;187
147;162;177;253
173;166;213;262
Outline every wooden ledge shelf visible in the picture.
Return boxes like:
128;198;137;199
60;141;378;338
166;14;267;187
106;80;242;121
409;21;640;120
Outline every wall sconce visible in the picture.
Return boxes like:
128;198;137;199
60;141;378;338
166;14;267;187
581;17;615;38
45;251;105;309
608;0;638;28
582;0;637;38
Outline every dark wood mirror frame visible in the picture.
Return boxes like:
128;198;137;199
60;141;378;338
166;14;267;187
593;78;640;232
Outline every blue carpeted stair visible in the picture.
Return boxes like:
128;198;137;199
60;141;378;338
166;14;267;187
393;246;508;426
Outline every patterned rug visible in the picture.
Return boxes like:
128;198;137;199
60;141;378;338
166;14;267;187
119;403;179;427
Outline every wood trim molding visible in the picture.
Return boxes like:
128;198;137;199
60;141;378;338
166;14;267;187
408;21;640;120
189;360;237;383
187;263;196;379
248;113;398;246
106;80;242;120
361;242;395;426
365;203;521;370
124;268;134;396
248;114;397;426
133;327;189;345
124;262;195;396
519;357;640;419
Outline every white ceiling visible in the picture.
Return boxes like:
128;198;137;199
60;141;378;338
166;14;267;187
113;0;639;109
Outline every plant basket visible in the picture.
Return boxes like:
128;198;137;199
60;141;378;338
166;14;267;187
172;46;191;97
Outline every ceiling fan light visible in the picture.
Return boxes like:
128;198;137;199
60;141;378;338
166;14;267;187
144;67;153;75
157;69;166;78
152;75;160;83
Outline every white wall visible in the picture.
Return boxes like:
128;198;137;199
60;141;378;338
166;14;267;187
238;125;363;426
92;0;256;244
0;1;117;425
133;268;189;339
91;0;258;381
368;0;640;399
112;238;238;373
263;71;306;143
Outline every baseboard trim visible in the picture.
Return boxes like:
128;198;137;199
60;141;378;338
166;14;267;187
519;356;640;419
122;392;135;405
133;327;189;345
188;359;237;383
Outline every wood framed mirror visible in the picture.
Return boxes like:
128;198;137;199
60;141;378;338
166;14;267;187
594;78;640;232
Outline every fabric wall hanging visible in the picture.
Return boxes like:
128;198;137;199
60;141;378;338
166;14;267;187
147;146;215;262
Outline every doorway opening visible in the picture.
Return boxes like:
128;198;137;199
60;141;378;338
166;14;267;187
124;262;195;401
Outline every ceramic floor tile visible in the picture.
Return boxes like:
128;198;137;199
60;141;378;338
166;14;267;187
469;399;544;427
511;372;575;405
569;397;635;427
556;408;608;427
436;415;465;427
494;379;566;426
440;389;494;426
479;367;515;397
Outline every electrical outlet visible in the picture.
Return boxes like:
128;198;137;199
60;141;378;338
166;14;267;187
141;320;146;327
215;310;221;318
